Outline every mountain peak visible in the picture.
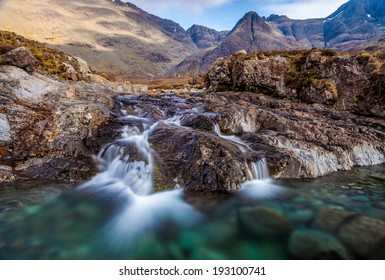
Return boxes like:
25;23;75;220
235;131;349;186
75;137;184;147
231;11;271;34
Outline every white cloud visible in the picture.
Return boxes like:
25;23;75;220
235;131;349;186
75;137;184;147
266;0;348;19
128;0;233;14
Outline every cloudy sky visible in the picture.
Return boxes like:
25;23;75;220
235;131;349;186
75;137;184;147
126;0;348;31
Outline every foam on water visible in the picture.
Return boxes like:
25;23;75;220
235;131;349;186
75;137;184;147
79;114;201;248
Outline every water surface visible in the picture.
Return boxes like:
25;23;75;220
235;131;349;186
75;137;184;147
0;164;384;260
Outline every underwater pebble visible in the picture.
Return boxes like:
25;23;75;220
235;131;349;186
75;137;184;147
350;195;370;203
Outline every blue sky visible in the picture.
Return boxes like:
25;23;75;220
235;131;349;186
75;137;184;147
126;0;349;31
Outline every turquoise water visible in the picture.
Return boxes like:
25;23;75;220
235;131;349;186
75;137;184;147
0;164;384;260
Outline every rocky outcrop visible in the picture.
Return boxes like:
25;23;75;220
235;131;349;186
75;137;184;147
0;48;147;183
206;49;385;118
204;50;385;177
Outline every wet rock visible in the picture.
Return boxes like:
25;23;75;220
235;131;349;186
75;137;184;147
0;47;39;73
313;208;385;258
288;230;350;260
313;208;357;232
150;123;251;192
0;64;146;183
180;114;215;131
238;206;294;237
337;216;385;258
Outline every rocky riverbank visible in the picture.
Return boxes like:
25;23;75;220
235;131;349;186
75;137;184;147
0;47;147;182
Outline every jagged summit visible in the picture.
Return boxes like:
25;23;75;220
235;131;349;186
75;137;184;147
187;24;228;49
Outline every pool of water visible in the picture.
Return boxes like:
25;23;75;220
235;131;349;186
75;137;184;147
0;164;384;260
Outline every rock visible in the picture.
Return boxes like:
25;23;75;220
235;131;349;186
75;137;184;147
0;47;39;73
115;89;385;181
337;216;385;258
180;114;215;131
150;123;252;192
238;206;294;237
0;64;146;183
313;208;385;258
0;114;11;142
288;230;350;259
88;74;148;94
313;208;357;232
205;49;385;118
206;56;290;98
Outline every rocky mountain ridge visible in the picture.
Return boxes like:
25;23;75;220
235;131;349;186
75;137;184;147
176;0;385;75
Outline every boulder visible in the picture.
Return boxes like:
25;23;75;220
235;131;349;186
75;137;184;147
313;208;385;258
288;229;350;260
0;47;39;73
149;123;254;192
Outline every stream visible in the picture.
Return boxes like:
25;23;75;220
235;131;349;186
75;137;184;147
0;95;385;260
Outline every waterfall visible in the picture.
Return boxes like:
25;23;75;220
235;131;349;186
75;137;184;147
78;112;201;249
246;158;270;181
214;123;270;181
213;124;249;153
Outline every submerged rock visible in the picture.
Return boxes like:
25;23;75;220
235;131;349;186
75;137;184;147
313;208;385;258
238;206;294;237
288;229;350;260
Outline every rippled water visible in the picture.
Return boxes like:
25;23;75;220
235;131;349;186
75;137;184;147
0;164;384;260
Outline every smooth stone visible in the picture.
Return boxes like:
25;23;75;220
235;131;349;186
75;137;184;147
313;208;356;232
337;215;385;257
287;209;314;224
288;229;350;259
350;195;370;203
239;206;294;237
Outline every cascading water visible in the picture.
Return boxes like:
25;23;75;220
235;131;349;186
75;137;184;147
79;114;201;249
213;123;282;198
213;123;270;181
246;158;270;181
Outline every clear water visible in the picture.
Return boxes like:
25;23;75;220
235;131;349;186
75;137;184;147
0;164;384;260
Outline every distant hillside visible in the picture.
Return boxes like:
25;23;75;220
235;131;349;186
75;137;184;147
0;0;198;79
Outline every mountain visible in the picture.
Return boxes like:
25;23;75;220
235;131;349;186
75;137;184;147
187;25;228;49
0;0;198;78
175;0;385;75
324;0;385;49
1;0;385;78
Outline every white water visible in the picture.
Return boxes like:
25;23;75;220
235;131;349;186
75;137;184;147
80;111;279;248
213;124;250;153
213;123;270;181
213;123;283;198
79;115;201;248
